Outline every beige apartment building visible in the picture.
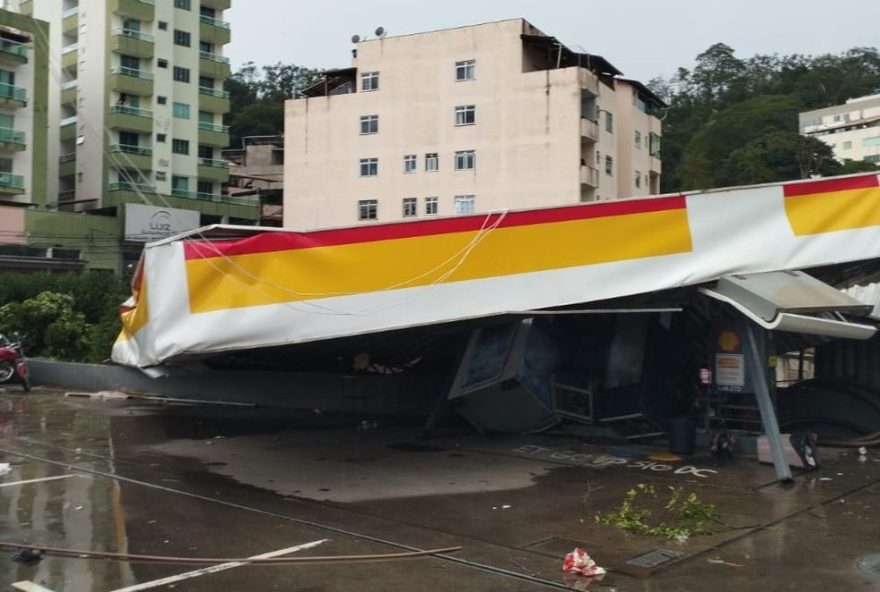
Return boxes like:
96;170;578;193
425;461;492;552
284;18;664;230
800;93;880;166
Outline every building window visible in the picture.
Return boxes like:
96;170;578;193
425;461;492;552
403;154;417;173
425;153;439;172
455;150;475;171
455;59;475;81
455;105;476;126
158;21;168;31
358;199;378;220
605;155;613;175
157;58;168;69
425;196;438;215
157;96;167;105
843;141;853;150
172;102;190;119
865;154;880;163
156;133;167;143
361;71;379;92
403;197;417;217
635;171;641;188
649;133;661;158
173;30;191;47
173;67;190;83
604;111;613;133
454;195;475;215
172;138;190;155
172;175;189;195
174;0;190;9
156;171;167;182
635;131;641;149
360;158;378;176
360;114;378;134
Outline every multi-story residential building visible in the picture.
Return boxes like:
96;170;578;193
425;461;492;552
284;19;665;231
2;0;253;272
800;93;880;165
223;134;284;226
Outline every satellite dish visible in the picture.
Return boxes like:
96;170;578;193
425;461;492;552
351;34;361;43
375;26;385;38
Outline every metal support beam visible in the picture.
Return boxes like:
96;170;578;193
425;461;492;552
745;323;792;482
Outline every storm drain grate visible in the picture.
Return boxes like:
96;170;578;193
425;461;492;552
856;553;880;578
626;548;684;569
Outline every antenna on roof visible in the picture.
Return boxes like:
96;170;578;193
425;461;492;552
351;34;361;44
375;26;386;38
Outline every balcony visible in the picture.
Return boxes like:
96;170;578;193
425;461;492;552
0;83;26;108
111;0;155;21
110;65;153;96
18;0;33;16
108;104;154;133
60;115;77;141
61;43;77;69
198;121;229;147
105;184;258;220
59;152;76;177
109;143;153;171
580;164;599;188
199;85;230;114
0;38;28;65
580;117;598;142
61;80;77;105
198;157;229;183
198;51;230;80
111;28;154;59
0;127;25;151
0;172;25;195
199;15;231;45
200;0;230;10
62;7;78;33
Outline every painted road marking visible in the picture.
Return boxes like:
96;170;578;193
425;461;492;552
108;539;328;592
0;474;83;488
12;582;57;592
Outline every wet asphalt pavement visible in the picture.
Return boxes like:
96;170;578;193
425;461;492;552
2;389;880;591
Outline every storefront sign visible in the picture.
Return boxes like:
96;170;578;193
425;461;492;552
124;204;200;243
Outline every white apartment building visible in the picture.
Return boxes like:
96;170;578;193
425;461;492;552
800;93;880;166
284;19;664;231
14;0;256;223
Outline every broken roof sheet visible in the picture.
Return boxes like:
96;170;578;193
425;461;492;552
112;174;880;368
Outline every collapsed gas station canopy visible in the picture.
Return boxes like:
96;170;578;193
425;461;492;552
112;173;880;368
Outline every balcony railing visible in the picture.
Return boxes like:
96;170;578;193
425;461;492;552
111;65;153;80
199;157;227;168
61;79;78;90
62;6;79;18
0;83;27;102
0;38;28;59
111;27;155;42
198;121;229;133
0;127;25;145
110;105;154;118
61;43;78;54
580;164;599;187
109;181;157;194
59;152;77;163
0;172;25;190
580;117;598;141
110;143;152;156
173;188;257;206
199;50;229;64
60;115;78;127
199;15;231;29
199;86;230;99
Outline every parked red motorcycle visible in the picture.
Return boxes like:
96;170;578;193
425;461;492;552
0;333;30;393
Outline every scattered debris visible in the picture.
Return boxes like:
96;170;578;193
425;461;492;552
649;453;683;463
597;484;720;539
11;548;43;564
562;547;606;577
0;462;10;476
707;557;744;568
65;390;131;401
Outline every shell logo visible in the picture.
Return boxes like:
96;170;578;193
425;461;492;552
717;330;741;353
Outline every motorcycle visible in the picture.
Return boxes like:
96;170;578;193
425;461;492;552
0;333;30;393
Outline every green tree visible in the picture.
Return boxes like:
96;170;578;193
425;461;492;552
721;131;840;185
0;292;89;360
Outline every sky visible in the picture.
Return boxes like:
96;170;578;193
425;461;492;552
226;0;880;84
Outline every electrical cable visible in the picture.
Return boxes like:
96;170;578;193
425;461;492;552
0;540;461;566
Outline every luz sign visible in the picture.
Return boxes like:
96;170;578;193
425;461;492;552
124;204;200;243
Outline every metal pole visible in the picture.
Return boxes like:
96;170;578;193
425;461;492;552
745;323;792;482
